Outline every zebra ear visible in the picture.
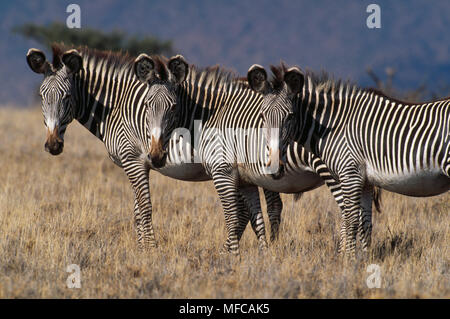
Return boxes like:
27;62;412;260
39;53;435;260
247;64;267;93
26;48;50;74
62;49;82;74
134;54;155;83
284;67;304;96
168;55;188;84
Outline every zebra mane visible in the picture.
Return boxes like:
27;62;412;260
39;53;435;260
269;62;356;97
51;44;65;70
271;63;450;105
270;63;450;104
50;43;167;81
307;69;357;98
364;87;447;105
186;63;246;93
269;62;288;92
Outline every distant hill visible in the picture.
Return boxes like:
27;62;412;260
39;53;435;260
1;0;449;106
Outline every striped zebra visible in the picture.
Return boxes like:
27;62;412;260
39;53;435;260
133;54;381;255
248;63;449;255
25;44;282;251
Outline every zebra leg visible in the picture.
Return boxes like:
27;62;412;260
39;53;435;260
236;193;251;241
123;160;157;250
240;186;268;250
322;181;350;254
358;184;374;251
308;156;374;254
222;193;251;251
339;171;364;256
309;156;375;253
263;189;283;242
133;197;145;250
211;166;241;255
308;157;349;251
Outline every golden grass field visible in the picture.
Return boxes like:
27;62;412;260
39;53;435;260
0;106;448;298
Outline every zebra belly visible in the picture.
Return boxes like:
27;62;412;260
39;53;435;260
367;167;450;197
238;166;323;193
154;162;210;181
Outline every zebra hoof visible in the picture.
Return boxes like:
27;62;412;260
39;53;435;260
219;243;240;256
137;241;158;252
270;227;280;242
220;243;230;254
258;241;268;252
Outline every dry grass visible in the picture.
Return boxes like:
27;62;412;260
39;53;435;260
0;106;448;298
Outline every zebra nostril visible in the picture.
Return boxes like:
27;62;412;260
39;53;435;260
44;140;64;155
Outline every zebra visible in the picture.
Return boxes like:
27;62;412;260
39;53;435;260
26;44;282;251
133;54;381;255
248;63;449;255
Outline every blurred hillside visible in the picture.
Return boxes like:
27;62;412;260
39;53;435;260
0;0;449;106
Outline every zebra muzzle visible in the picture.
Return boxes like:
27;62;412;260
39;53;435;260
149;135;167;168
265;147;286;179
45;126;64;156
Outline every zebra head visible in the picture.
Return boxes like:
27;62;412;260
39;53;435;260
247;64;304;177
27;47;82;155
134;54;188;168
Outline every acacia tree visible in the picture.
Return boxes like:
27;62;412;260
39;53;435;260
14;22;173;56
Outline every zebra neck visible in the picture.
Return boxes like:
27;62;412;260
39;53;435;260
296;81;358;155
73;76;103;140
73;57;135;142
177;80;223;130
177;66;252;131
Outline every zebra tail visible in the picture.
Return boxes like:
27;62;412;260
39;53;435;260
293;192;303;202
373;187;382;213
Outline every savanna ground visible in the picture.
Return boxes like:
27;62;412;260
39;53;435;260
0;107;448;298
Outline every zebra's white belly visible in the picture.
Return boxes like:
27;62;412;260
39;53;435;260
238;166;323;193
366;166;450;197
